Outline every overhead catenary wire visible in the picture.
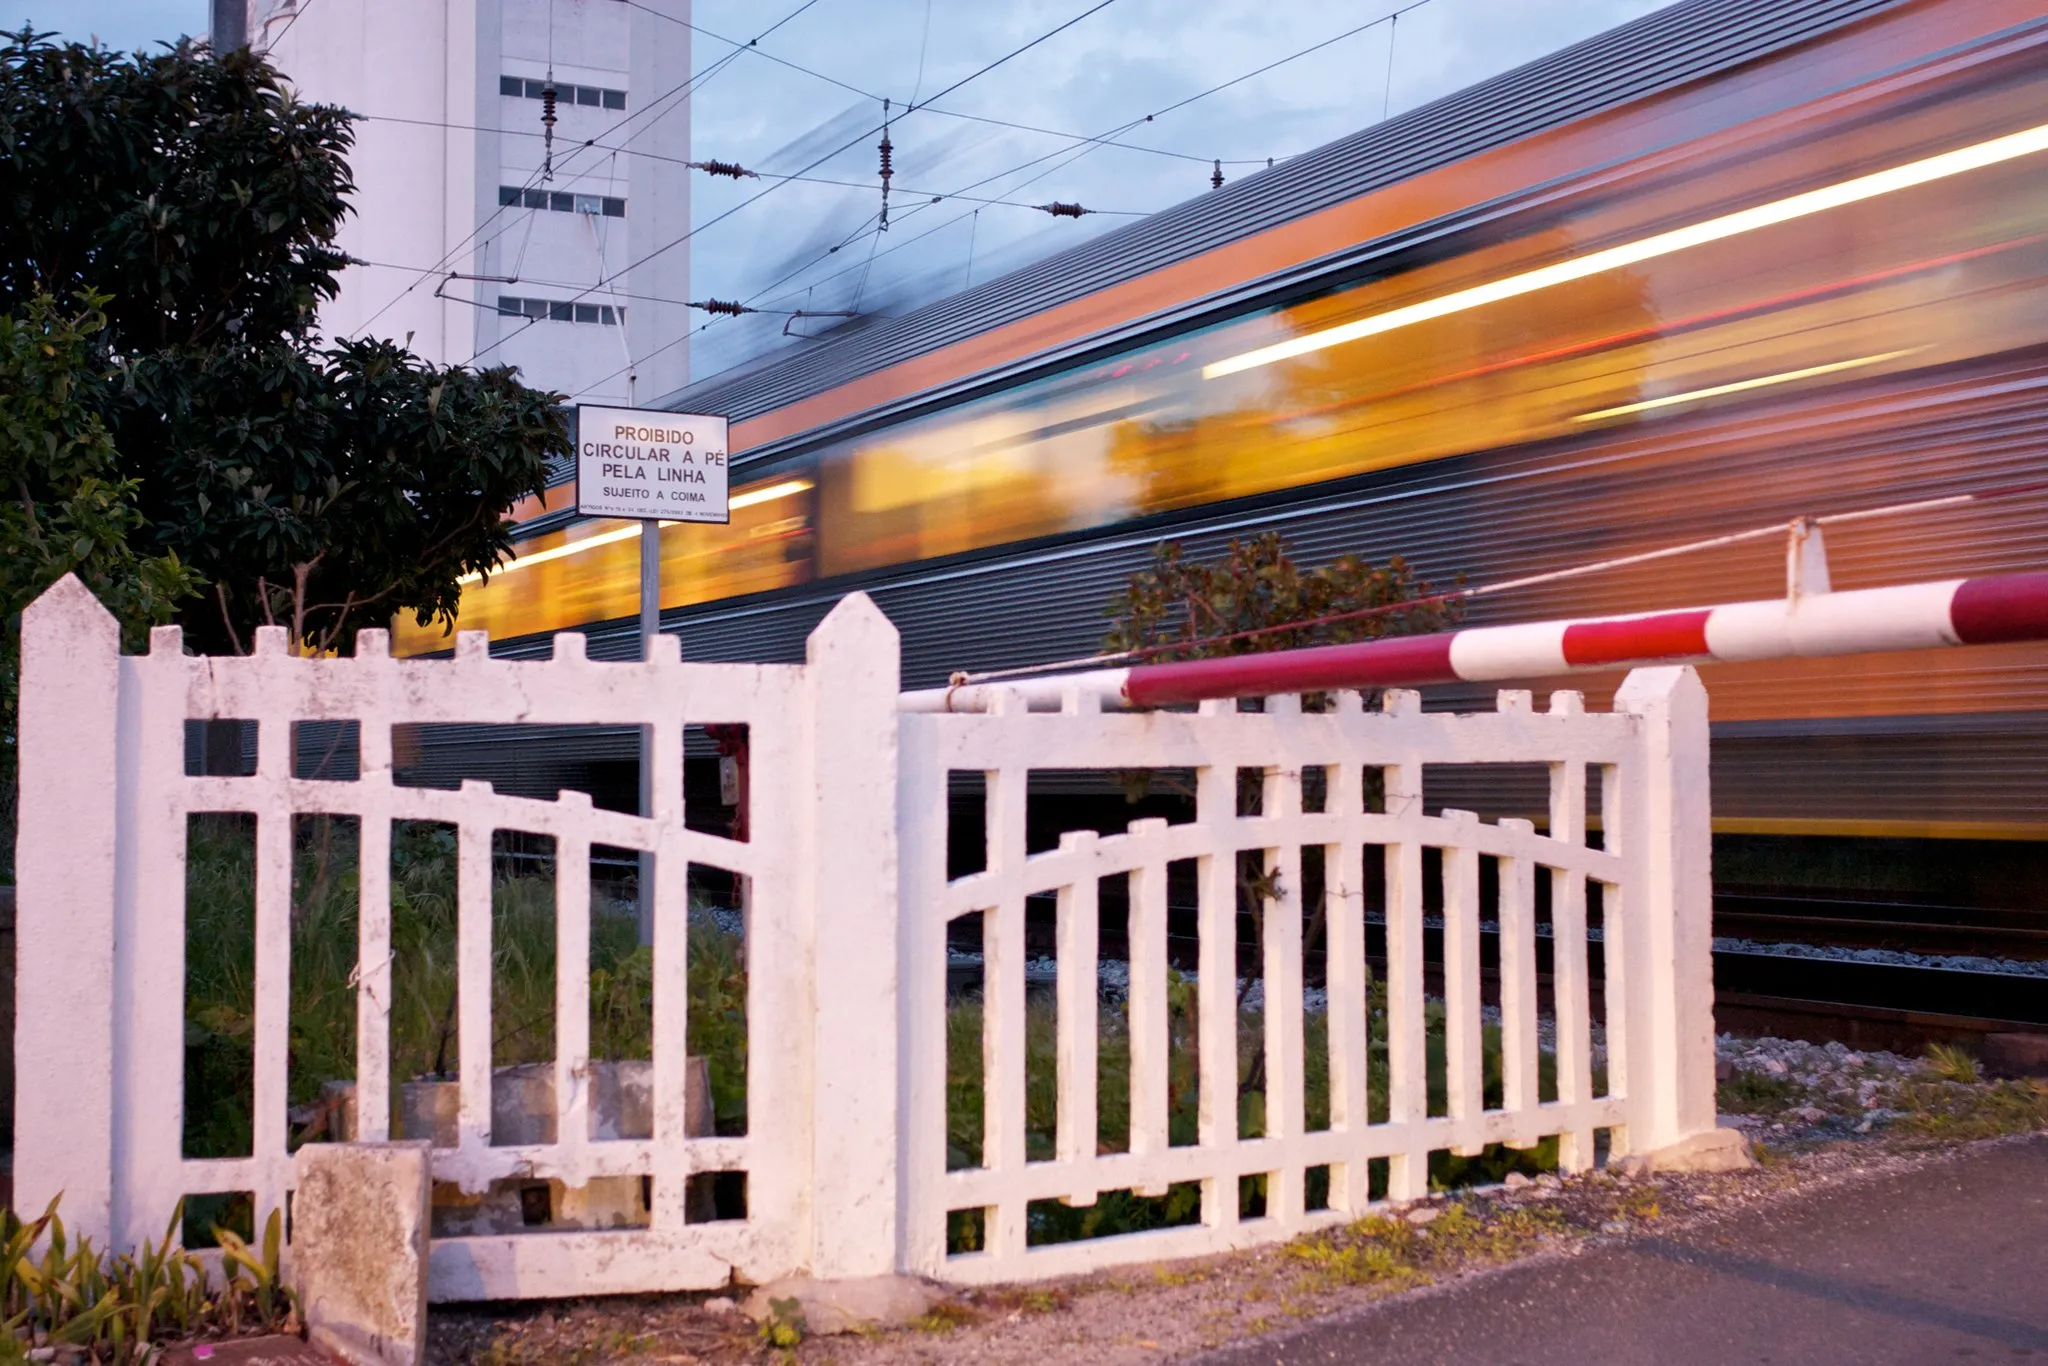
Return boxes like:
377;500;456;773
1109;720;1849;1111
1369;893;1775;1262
626;0;1268;169
341;113;1149;214
475;0;1133;369
257;0;318;50
732;0;1436;313
569;0;1439;400
346;0;823;340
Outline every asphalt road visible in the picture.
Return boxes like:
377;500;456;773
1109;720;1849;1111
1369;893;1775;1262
1192;1134;2048;1365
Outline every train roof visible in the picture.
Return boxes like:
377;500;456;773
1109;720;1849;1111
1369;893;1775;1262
659;0;1899;427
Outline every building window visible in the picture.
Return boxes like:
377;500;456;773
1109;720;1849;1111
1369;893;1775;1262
503;77;626;111
498;296;623;326
499;187;627;218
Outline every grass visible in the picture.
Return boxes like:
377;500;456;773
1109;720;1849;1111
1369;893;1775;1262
1890;1045;2048;1141
1716;1067;1808;1117
1279;1199;1572;1296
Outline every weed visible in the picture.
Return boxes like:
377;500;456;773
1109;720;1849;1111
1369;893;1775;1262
1618;1187;1663;1221
1717;1068;1807;1115
913;1300;980;1333
0;1195;302;1360
758;1295;805;1349
1921;1042;1981;1085
1892;1077;2048;1141
213;1206;296;1336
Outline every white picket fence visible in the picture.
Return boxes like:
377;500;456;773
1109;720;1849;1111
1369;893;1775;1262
14;575;1720;1294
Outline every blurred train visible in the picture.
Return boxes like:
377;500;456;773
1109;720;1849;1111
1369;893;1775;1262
403;0;2048;913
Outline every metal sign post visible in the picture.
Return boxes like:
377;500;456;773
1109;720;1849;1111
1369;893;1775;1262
575;405;730;942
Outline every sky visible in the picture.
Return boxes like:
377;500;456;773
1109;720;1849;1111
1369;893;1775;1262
9;0;1670;381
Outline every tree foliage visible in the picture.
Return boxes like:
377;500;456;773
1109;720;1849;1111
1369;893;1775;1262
1104;531;1463;664
0;30;565;656
0;297;201;866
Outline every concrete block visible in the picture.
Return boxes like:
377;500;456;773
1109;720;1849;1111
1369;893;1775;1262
393;1059;712;1237
1982;1032;2048;1078
1618;1127;1755;1176
742;1275;942;1336
394;1057;708;1149
292;1142;431;1366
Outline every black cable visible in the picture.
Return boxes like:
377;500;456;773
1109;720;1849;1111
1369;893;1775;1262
261;0;318;49
346;0;812;339
629;0;1260;168
471;0;1131;369
751;0;1437;312
572;0;1439;399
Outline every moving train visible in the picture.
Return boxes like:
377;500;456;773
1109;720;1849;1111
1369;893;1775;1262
404;0;2048;911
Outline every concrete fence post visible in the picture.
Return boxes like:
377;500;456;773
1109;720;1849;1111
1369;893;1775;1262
1613;666;1721;1158
14;577;122;1241
801;593;904;1277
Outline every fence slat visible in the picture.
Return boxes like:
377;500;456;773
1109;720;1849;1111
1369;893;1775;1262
647;716;692;1231
251;787;293;1216
1260;764;1305;1227
897;725;953;1274
1126;827;1170;1192
986;760;1030;1259
555;804;593;1183
457;797;495;1153
1441;813;1484;1157
1498;817;1540;1145
1381;725;1429;1200
1322;752;1370;1210
1549;751;1594;1173
1194;752;1241;1233
1598;763;1630;1161
1054;832;1099;1206
355;709;394;1144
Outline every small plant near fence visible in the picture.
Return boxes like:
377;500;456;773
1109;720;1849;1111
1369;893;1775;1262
0;1198;294;1364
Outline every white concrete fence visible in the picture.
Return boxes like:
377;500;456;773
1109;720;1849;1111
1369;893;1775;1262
14;575;1723;1295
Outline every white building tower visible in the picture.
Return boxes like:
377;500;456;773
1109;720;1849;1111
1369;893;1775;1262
217;0;691;404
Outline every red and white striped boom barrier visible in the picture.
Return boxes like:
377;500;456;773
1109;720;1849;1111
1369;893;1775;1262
901;568;2048;712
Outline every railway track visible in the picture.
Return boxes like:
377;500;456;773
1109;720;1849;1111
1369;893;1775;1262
976;893;2048;1055
1713;893;2048;960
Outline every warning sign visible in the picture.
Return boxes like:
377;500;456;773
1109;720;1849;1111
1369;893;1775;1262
574;405;730;523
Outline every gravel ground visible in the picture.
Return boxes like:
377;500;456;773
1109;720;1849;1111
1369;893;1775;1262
425;1035;2048;1366
1711;934;2048;978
